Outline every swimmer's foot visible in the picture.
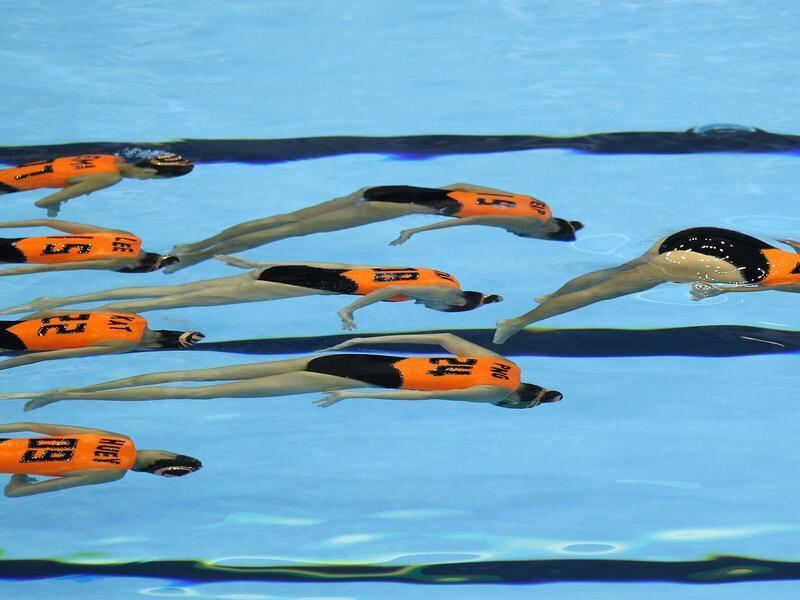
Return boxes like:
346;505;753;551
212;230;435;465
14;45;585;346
690;282;723;301
534;294;551;304
163;254;204;273
493;319;525;344
171;242;207;254
0;297;59;315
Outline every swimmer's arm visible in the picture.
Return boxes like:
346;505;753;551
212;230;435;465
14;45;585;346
0;259;129;276
329;333;504;359
0;219;126;235
778;239;800;253
0;343;135;372
337;286;459;331
4;470;125;497
34;174;123;216
440;182;516;195
0;422;124;437
315;385;507;407
214;255;387;270
390;216;514;245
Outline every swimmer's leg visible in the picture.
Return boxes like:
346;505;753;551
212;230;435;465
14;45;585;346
24;372;356;410
495;264;665;343
534;257;649;303
170;202;416;272
173;189;368;253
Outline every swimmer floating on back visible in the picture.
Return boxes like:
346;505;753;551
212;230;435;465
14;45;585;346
168;183;583;271
0;311;203;370
0;422;201;497
0;218;178;275
1;255;502;330
2;333;563;412
494;227;800;343
0;153;193;216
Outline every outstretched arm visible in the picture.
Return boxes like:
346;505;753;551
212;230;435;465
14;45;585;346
336;286;457;330
779;239;800;253
5;471;124;497
315;385;508;407
0;343;134;372
390;216;515;246
0;259;126;277
34;174;123;216
215;255;388;271
329;332;503;358
0;219;122;234
0;421;122;436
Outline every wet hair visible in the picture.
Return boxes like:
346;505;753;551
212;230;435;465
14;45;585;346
545;218;584;242
153;330;205;348
440;291;503;313
494;383;563;409
135;153;194;177
118;252;180;274
134;454;202;477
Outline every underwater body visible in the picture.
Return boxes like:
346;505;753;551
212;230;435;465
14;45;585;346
1;1;800;598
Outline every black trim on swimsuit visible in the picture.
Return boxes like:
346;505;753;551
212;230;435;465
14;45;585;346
0;182;19;194
306;354;403;388
0;321;27;351
0;239;27;263
658;227;774;283
363;186;461;216
257;265;357;294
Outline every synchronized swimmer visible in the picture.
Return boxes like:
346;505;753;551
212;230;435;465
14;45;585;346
0;422;201;497
494;227;800;343
0;153;193;216
0;218;178;275
0;333;563;412
1;255;502;330
167;183;583;271
0;311;203;370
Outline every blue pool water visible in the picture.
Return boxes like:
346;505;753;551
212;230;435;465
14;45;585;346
2;1;800;598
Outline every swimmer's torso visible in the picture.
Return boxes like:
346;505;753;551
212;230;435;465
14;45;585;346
0;313;148;351
0;233;142;264
363;186;552;221
0;155;123;193
258;265;461;301
0;434;136;476
306;354;521;391
658;227;800;285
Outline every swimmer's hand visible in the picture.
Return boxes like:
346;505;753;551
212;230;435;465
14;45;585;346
337;310;358;331
214;254;259;269
5;474;36;494
389;230;414;246
35;199;63;217
0;297;59;315
23;390;68;412
313;391;350;408
690;282;724;301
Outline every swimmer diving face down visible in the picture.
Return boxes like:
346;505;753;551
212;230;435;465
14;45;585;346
0;256;503;331
0;154;193;216
0;334;563;413
0;422;201;497
166;183;583;272
494;227;800;343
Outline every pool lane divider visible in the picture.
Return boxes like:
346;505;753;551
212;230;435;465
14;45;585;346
193;325;800;358
0;555;790;585
1;126;799;166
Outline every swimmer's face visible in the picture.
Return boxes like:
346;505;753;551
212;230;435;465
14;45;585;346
135;452;202;477
424;291;503;313
178;331;205;348
134;153;194;178
495;384;563;409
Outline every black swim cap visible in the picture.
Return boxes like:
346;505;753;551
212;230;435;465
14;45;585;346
140;454;202;477
494;383;563;409
546;218;582;242
154;330;205;348
135;153;194;177
441;291;503;312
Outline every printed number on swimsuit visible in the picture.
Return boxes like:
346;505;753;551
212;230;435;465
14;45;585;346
37;314;91;336
372;268;420;282
41;242;93;256
14;160;54;181
475;196;517;209
68;156;104;170
426;358;478;377
20;438;77;463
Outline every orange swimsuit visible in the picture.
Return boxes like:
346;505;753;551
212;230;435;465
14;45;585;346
760;248;800;286
394;356;521;391
0;434;136;476
342;267;461;301
4;313;147;351
0;155;123;192
445;190;553;221
8;233;142;264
